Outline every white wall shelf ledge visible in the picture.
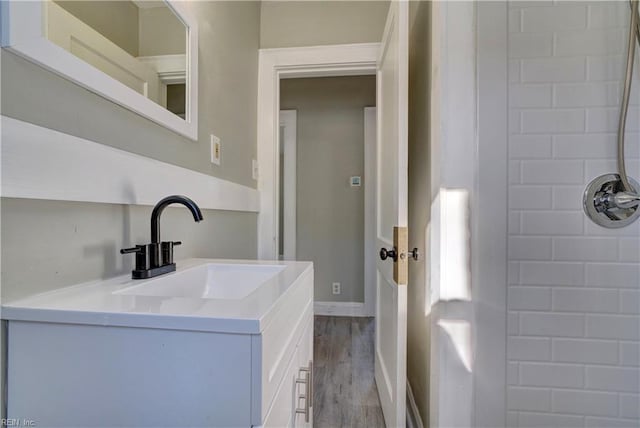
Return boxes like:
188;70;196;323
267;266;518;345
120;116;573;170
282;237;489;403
0;116;259;212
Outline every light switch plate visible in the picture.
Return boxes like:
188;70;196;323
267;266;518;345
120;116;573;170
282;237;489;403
350;176;361;187
210;135;221;165
252;159;259;180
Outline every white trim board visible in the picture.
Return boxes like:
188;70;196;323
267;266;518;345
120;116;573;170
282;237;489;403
363;107;376;317
257;43;379;260
0;116;259;212
314;301;367;317
428;2;475;427
279;110;296;260
427;2;508;427
138;54;187;84
474;2;508;426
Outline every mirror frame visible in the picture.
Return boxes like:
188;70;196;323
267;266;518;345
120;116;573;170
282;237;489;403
0;0;198;140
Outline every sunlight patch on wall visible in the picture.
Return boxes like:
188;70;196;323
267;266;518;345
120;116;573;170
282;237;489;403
432;188;471;303
438;319;473;372
440;188;470;301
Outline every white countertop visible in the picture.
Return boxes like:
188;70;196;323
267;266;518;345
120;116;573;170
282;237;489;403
1;258;313;334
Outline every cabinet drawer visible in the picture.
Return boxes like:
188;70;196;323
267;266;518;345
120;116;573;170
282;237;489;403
261;311;313;428
251;268;313;423
294;312;314;427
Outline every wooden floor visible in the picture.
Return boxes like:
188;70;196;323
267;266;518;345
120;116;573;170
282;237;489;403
313;316;386;428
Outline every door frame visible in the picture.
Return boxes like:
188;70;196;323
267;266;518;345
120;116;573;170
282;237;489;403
257;44;379;318
278;109;297;260
257;43;379;260
364;107;377;317
428;1;508;427
474;2;508;426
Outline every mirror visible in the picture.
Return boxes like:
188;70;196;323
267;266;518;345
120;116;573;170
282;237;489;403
49;1;187;118
1;0;198;139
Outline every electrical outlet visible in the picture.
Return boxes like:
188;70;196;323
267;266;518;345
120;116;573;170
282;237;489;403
252;159;259;180
210;134;221;165
332;282;341;295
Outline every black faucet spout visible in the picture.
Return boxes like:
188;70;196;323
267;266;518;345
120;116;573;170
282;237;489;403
150;195;203;243
121;195;203;279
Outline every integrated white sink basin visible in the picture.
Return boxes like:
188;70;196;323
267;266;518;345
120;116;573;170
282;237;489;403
1;258;313;334
114;263;286;300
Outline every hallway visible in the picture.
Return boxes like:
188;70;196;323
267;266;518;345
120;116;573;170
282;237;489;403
313;316;385;428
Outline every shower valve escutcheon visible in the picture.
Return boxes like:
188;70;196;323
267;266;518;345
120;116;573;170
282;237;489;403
584;174;640;228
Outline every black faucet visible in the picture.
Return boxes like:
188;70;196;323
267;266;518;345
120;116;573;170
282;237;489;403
121;195;203;279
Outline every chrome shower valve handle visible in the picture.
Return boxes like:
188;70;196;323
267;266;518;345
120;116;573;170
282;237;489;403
584;174;640;228
604;191;640;209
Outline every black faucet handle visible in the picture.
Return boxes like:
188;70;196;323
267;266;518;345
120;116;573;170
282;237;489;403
161;241;182;265
120;246;142;254
120;245;151;272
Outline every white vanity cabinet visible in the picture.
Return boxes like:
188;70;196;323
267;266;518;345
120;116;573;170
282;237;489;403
3;259;314;428
253;271;314;428
261;308;314;428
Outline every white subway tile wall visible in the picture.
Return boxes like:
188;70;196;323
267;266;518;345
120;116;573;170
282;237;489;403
508;2;640;426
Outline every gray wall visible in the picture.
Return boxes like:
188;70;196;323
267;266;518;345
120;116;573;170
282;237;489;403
407;1;431;425
56;1;187;58
55;1;140;57
280;76;375;303
0;1;261;301
260;1;389;48
138;6;186;56
1;199;257;302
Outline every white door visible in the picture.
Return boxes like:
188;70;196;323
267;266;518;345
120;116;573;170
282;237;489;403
374;2;409;428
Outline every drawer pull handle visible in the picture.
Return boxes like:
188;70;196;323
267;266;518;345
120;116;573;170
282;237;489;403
299;361;313;405
308;361;313;406
296;362;312;423
295;406;308;421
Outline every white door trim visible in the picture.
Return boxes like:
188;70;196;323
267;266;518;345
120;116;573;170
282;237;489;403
314;302;366;317
429;2;508;427
474;2;508;426
279;110;297;260
257;43;379;261
364;107;377;317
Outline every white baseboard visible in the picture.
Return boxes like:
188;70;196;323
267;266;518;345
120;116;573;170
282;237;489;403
0;116;259;212
314;301;367;317
407;380;425;428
